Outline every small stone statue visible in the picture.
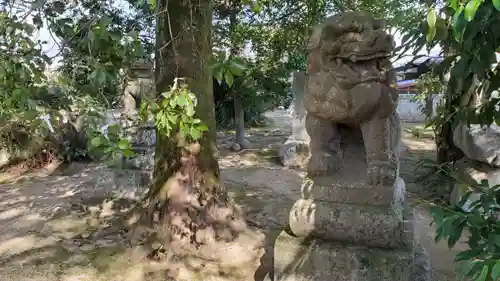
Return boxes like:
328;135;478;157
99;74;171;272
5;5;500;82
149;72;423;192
122;59;154;120
303;11;400;186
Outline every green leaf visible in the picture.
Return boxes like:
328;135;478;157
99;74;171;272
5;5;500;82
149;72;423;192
229;58;246;76
494;0;500;11
176;93;188;106
450;0;459;9
167;114;178;125
251;2;261;13
149;102;159;113
464;0;481;21
196;123;209;132
452;7;466;42
189;127;201;140
455;249;480;262
118;139;129;150
147;0;156;9
426;26;436;42
492;261;500;280
107;124;120;136
90;69;107;86
427;8;437;29
458;260;483;277
224;71;234;87
122;149;135;158
447;216;466;248
214;70;224;84
475;264;489;281
491;234;500;247
90;136;102;147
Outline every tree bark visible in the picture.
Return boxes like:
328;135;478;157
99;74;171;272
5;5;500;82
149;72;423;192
228;2;250;149
143;0;264;279
153;0;218;196
436;46;464;164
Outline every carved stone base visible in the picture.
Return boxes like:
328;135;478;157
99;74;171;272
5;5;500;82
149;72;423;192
271;229;430;281
95;167;152;200
289;176;409;248
279;139;310;168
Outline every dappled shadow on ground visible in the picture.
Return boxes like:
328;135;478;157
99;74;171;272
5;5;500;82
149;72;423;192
0;114;468;281
0;163;152;280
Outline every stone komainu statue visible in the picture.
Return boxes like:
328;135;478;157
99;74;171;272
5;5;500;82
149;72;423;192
304;11;401;186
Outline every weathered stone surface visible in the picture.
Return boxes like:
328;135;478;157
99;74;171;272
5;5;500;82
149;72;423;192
450;158;500;209
304;11;400;186
94;167;151;200
300;175;405;207
122;59;154;118
122;147;155;170
273;230;413;281
280;71;310;168
289;71;309;142
280;140;310;168
270;11;430;281
453;122;500;167
288;199;410;248
128;125;156;147
0;149;10;167
97;59;155;198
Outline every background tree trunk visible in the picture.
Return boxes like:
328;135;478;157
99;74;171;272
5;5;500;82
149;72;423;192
228;1;251;149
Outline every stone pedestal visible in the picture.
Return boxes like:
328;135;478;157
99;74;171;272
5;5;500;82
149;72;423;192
280;71;310;168
272;130;430;281
271;176;430;280
273;230;413;281
95;123;156;201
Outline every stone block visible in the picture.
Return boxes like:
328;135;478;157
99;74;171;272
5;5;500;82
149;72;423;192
451;158;500;211
280;139;310;168
288;176;409;248
122;147;155;170
300;176;405;208
272;230;414;281
130;126;156;147
288;198;412;249
95;167;151;200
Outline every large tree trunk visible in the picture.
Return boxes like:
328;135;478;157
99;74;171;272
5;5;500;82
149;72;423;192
143;0;264;280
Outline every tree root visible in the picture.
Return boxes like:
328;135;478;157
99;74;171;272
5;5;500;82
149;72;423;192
126;142;265;281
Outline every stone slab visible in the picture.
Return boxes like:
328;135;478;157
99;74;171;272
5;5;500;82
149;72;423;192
272;230;414;281
288;198;413;248
301;176;405;208
95;167;151;200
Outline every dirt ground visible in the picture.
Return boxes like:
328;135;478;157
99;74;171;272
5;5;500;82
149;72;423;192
0;110;467;281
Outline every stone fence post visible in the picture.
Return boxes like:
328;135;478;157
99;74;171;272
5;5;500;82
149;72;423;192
279;71;310;168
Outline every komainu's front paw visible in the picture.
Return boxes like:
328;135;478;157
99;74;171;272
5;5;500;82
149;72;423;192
306;151;341;176
366;160;396;186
